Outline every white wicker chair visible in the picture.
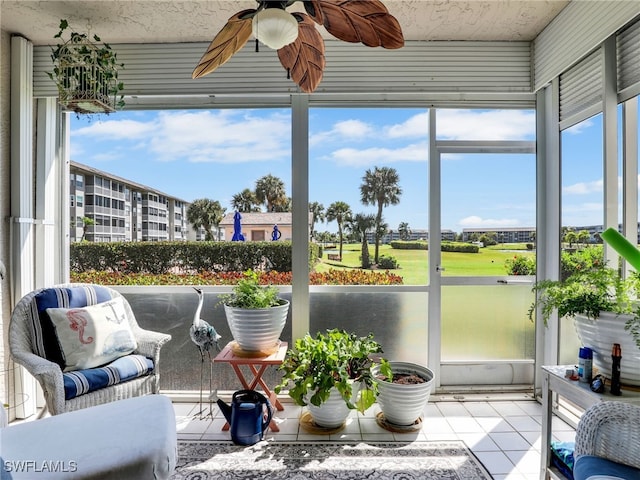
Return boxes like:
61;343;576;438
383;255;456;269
574;401;640;478
9;283;171;416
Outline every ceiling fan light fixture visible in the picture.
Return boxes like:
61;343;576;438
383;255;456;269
252;8;298;50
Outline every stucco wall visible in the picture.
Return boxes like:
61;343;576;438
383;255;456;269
223;225;293;242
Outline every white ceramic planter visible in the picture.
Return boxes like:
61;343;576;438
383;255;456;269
306;384;360;429
373;361;435;426
574;312;640;386
224;300;289;352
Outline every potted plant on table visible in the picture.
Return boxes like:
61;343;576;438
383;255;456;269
275;329;383;430
219;270;289;353
48;19;125;114
529;260;640;386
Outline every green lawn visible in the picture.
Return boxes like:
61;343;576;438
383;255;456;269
316;243;535;284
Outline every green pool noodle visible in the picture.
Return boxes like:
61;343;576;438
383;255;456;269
601;227;640;270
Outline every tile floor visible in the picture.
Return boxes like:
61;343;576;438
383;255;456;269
173;395;577;480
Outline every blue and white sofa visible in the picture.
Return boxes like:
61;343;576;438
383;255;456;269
573;401;640;480
9;283;171;416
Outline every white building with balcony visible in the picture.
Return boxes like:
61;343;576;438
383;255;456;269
70;161;189;243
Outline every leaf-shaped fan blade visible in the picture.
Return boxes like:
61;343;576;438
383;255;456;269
303;0;404;49
278;13;326;93
192;9;255;79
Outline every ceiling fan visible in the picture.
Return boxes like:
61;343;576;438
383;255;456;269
192;0;404;93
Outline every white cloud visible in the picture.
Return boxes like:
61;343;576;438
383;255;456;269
91;152;123;162
564;119;594;135
328;141;428;167
334;119;373;138
73;111;291;164
73;119;157;139
458;215;520;227
562;175;635;196
563;179;602;195
563;202;603;214
437;109;535;140
310;119;373;146
562;202;605;227
69;142;85;158
316;109;534;143
386;112;429;138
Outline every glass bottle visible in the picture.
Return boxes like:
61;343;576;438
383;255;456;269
610;343;622;396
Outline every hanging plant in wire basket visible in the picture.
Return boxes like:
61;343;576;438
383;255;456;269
47;19;125;114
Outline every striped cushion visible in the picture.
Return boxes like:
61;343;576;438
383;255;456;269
62;355;154;400
30;286;114;369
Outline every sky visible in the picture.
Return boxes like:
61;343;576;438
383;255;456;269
70;107;616;234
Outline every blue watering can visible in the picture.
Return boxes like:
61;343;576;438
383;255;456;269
217;390;273;445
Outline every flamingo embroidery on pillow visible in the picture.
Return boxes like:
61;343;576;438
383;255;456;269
46;297;138;371
66;309;94;344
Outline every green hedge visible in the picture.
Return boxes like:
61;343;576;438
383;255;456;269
441;242;479;253
70;241;320;274
389;240;478;253
390;241;428;250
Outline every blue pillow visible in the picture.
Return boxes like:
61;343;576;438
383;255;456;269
32;286;113;369
574;455;640;480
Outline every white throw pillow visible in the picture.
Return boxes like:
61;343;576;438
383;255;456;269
47;297;137;372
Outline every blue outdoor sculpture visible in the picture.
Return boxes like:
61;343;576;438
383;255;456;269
232;211;245;241
271;224;281;241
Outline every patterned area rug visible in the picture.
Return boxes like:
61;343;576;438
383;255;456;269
171;440;493;479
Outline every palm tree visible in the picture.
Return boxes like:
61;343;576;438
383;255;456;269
309;202;325;240
231;188;260;212
80;216;95;242
272;196;292;212
326;201;352;260
564;230;578;248
348;213;376;269
398;222;411;240
187;198;226;241
255;174;287;212
376;221;389;245
211;201;226;240
360;166;402;263
577;229;591;246
315;231;334;245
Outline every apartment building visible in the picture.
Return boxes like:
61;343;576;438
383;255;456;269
462;227;537;244
366;229;456;244
70;161;189;242
463;226;640;244
566;224;640;244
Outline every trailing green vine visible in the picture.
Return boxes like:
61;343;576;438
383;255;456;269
48;19;125;113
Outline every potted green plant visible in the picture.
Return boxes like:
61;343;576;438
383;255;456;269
219;270;289;352
372;359;434;428
529;263;640;386
275;329;383;429
48;19;125;114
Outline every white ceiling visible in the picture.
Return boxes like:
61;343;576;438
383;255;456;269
1;0;570;46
